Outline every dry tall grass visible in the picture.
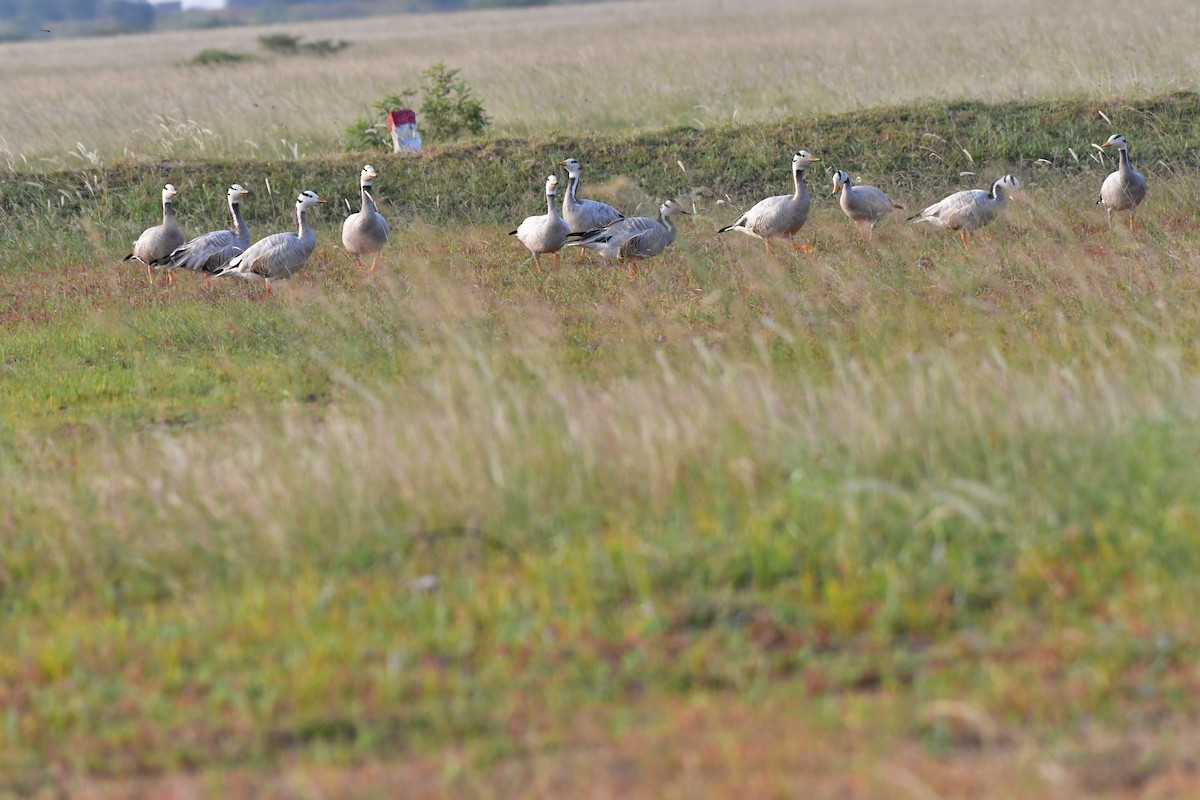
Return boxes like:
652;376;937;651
3;0;1199;164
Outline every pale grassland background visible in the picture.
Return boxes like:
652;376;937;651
2;0;1199;165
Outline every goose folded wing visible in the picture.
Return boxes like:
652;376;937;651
620;229;660;260
228;233;295;276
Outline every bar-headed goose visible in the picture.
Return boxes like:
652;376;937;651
342;164;390;272
214;189;324;295
559;157;624;233
909;175;1020;246
832;170;902;241
510;174;571;272
718;150;819;254
566;199;689;274
125;183;185;284
1098;134;1147;230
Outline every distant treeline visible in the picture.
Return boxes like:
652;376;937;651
226;0;561;6
0;0;579;41
0;0;160;38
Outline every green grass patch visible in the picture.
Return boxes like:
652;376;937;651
183;48;257;67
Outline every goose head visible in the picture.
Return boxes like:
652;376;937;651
296;189;325;210
359;164;378;189
559;158;582;178
162;184;178;204
228;183;250;203
544;175;559;196
660;199;691;219
831;170;850;194
793;150;820;170
991;174;1021;197
1100;134;1128;151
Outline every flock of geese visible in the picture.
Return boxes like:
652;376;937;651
124;134;1148;292
125;165;387;294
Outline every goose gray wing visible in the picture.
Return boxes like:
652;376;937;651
845;185;898;222
564;198;624;232
910;189;988;229
342;209;390;256
1100;170;1147;211
720;193;809;238
128;224;184;266
568;215;669;259
719;194;787;235
164;230;245;274
514;212;570;254
569;215;649;245
619;227;672;260
219;232;308;279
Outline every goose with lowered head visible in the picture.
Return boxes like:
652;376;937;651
908;174;1020;246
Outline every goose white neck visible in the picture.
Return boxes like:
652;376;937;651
229;196;246;237
793;166;807;198
296;203;313;237
361;186;378;214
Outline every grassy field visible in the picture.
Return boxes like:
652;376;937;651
5;2;1200;797
2;0;1200;163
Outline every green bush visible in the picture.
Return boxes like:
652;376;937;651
185;48;255;66
418;62;490;141
301;38;350;56
344;117;390;152
258;33;300;53
259;33;349;56
343;64;489;151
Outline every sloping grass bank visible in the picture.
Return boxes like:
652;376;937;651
4;91;1200;259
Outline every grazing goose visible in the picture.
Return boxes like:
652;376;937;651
566;199;689;274
717;150;819;254
342;164;390;272
124;183;184;284
161;183;251;284
832;170;902;241
1098;134;1147;230
214;190;324;295
559;157;624;232
509;174;571;272
909;175;1020;246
